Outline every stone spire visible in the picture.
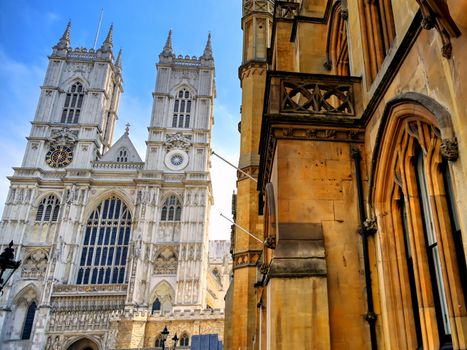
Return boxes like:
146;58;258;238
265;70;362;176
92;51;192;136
100;24;113;53
202;32;213;60
160;29;174;58
115;48;122;67
54;20;71;50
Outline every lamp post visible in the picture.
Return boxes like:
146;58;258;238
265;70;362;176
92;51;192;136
0;241;21;293
160;326;178;350
161;325;169;350
172;333;179;350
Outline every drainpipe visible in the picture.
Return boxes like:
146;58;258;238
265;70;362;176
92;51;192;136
351;146;377;350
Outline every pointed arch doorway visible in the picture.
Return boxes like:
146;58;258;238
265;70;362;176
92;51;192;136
66;338;99;350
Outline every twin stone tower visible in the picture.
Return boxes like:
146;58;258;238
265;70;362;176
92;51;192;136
0;23;230;350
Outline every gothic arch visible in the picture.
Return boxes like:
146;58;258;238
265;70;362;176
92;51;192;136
369;93;455;205
34;191;62;206
169;83;196;97
150;280;175;313
325;0;350;76
64;336;101;350
59;77;90;92
13;283;39;304
82;189;135;221
371;100;466;348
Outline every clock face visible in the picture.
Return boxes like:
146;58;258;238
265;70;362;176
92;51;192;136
45;145;73;168
165;150;188;170
170;154;184;166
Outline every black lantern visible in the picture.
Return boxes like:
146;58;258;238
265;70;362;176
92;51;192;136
172;333;179;349
0;241;21;293
161;325;170;350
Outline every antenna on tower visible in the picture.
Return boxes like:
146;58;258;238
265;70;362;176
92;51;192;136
93;9;104;50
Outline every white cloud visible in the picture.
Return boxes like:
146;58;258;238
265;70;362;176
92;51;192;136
0;49;46;215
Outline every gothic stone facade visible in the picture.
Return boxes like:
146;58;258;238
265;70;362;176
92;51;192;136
0;24;229;350
226;0;467;349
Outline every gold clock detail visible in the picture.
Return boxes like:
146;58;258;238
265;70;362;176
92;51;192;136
45;145;73;168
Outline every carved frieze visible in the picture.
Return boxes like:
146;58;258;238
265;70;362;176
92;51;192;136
233;250;262;269
49;128;79;146
164;132;192;151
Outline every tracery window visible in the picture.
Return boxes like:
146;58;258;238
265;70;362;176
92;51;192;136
161;195;182;221
117;148;128;162
375;108;467;349
172;89;192;129
35;195;60;222
21;302;37;340
180;333;190;347
77;196;132;285
61;82;84;124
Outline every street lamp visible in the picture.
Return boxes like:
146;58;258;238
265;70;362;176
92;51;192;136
161;325;169;350
159;326;178;350
172;333;179;350
0;241;21;293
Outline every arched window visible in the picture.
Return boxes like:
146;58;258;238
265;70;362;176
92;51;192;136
21;302;37;340
161;195;182;221
76;196;132;285
374;107;467;348
326;1;349;76
117;148;128;162
180;333;190;347
152;298;161;313
155;335;163;347
35;195;60;222
358;0;395;83
172;89;192;129
61;82;84;124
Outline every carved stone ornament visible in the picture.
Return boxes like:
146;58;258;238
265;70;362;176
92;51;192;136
259;262;270;275
416;0;461;59
21;249;48;278
441;137;459;161
49;128;78;146
164;132;192;151
360;218;378;236
153;246;178;274
264;236;277;249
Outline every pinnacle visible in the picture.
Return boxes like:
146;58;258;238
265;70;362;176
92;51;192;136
54;20;71;50
202;32;213;60
160;29;173;57
104;24;113;45
115;48;122;67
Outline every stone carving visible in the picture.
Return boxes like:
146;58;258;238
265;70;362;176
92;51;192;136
49;128;78;146
441;137;458;161
243;0;274;17
264;236;277;249
154;246;178;274
360;218;378;236
416;0;461;58
164;132;192;151
275;1;299;19
282;81;355;116
21;249;48;278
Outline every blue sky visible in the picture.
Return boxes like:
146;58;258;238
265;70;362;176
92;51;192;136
0;1;242;240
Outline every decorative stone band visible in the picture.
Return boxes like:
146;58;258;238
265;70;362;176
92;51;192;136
267;223;327;278
232;250;262;270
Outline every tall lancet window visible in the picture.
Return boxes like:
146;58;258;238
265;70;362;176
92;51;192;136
172;89;192;128
161;195;182;221
61;82;84;124
77;196;132;285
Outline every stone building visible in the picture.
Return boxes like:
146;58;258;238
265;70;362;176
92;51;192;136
226;0;467;349
0;23;231;350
